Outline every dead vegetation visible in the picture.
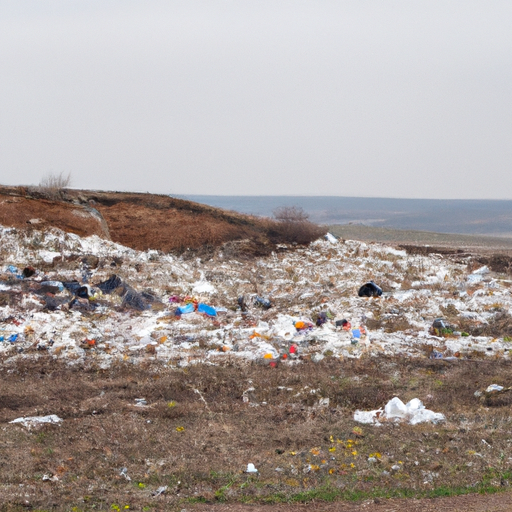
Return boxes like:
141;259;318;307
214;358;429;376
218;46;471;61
36;172;72;201
1;357;512;510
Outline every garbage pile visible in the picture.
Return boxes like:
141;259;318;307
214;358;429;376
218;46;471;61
0;224;511;367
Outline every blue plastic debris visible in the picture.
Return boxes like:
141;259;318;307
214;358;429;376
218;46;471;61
175;303;195;316
352;329;361;339
7;265;18;274
8;334;18;343
197;303;217;317
0;336;4;342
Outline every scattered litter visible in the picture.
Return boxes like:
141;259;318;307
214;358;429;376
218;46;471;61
336;319;351;330
152;485;168;497
238;295;248;312
40;281;65;292
197;303;217;317
254;296;272;309
10;414;63;428
246;463;258;473
358;281;382;297
0;224;510;366
119;467;131;481
354;397;445;425
23;266;36;278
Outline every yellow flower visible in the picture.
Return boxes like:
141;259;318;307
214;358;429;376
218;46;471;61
329;447;336;452
350;463;355;468
352;450;358;456
176;426;185;432
168;401;177;408
289;451;296;456
329;468;335;474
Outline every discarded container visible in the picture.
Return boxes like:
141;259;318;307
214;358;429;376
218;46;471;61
358;281;382;297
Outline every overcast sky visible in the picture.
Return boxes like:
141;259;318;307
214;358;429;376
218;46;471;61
1;1;511;198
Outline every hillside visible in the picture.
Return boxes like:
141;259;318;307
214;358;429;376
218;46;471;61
0;185;322;254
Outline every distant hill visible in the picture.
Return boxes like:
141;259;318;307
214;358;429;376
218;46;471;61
184;195;512;237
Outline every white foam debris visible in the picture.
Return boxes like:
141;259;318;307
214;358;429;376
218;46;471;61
10;414;63;428
354;397;445;425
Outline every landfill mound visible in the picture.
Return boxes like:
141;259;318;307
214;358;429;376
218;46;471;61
1;224;512;367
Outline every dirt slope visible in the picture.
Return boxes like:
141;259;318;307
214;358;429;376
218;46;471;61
0;186;314;254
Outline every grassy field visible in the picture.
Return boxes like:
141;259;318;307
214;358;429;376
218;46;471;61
329;225;512;254
2;355;512;511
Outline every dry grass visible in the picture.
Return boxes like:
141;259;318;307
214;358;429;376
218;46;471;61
36;172;72;200
1;356;512;510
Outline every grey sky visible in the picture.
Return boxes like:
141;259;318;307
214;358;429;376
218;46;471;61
1;1;511;198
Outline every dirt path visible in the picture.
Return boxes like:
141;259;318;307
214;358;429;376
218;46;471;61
191;492;512;512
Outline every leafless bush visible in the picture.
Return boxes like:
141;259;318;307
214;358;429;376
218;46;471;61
273;205;310;223
37;172;72;200
270;205;325;245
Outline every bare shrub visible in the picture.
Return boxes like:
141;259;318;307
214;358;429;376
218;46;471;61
37;171;72;200
270;205;325;245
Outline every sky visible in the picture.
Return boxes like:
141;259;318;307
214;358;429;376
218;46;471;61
0;1;511;199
